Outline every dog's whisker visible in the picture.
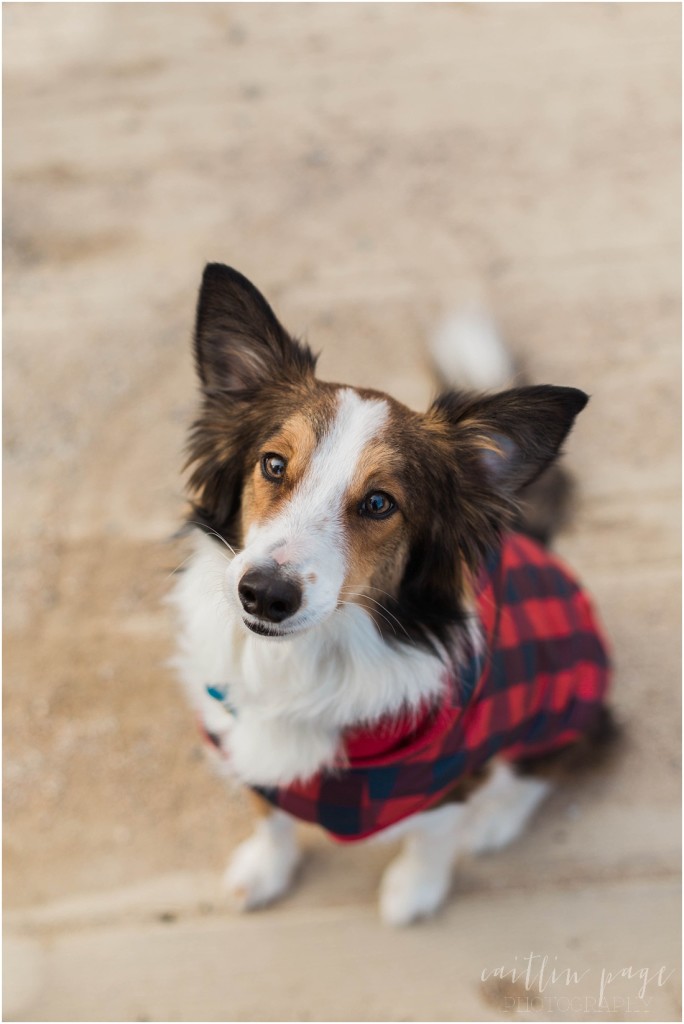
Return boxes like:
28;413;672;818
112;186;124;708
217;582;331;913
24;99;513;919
163;551;200;582
339;593;416;643
186;521;238;558
354;584;402;602
340;589;413;641
337;599;397;639
341;593;409;638
342;586;416;633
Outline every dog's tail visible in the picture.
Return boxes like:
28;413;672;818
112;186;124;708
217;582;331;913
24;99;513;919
429;309;576;546
431;308;517;393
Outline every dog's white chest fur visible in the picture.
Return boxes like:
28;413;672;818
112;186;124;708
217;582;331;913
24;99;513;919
170;533;447;787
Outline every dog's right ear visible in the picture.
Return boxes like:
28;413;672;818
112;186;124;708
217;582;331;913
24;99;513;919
194;264;316;392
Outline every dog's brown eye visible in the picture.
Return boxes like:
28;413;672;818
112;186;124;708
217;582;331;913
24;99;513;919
261;453;287;481
360;492;396;519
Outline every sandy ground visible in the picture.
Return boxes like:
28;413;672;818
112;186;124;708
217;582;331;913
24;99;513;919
3;3;681;1021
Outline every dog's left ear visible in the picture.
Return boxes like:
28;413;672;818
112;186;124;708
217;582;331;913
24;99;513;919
431;385;588;492
194;263;316;392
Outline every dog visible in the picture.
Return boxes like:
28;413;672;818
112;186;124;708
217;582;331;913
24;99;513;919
170;263;612;926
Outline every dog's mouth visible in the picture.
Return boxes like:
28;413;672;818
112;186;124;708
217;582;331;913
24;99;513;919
240;614;305;638
241;609;331;639
242;618;286;634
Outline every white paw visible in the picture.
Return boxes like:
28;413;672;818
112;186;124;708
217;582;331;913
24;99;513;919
222;817;301;911
379;851;451;927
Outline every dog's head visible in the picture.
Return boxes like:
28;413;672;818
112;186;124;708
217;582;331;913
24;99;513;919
187;264;587;652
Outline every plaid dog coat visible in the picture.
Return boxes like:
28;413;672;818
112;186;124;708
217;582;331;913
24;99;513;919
205;532;611;842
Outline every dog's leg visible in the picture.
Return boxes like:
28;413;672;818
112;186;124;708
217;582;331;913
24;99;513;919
378;761;552;926
223;793;301;910
379;803;468;926
461;759;552;855
465;710;620;854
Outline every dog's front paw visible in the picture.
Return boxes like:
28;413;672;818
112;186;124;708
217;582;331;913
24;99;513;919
222;816;301;911
379;851;452;927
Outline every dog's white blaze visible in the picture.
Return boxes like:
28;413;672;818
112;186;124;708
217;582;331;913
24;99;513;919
236;388;390;630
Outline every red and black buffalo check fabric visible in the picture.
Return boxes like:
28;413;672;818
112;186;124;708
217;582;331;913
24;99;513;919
254;532;611;842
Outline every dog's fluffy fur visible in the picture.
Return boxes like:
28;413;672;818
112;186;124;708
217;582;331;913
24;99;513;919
171;264;597;924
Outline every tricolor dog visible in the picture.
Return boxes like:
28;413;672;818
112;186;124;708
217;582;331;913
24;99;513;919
171;264;612;926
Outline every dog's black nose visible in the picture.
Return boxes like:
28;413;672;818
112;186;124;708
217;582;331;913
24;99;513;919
238;567;302;624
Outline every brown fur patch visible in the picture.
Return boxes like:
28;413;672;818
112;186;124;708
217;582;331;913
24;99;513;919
514;706;621;782
243;412;319;531
341;434;411;605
